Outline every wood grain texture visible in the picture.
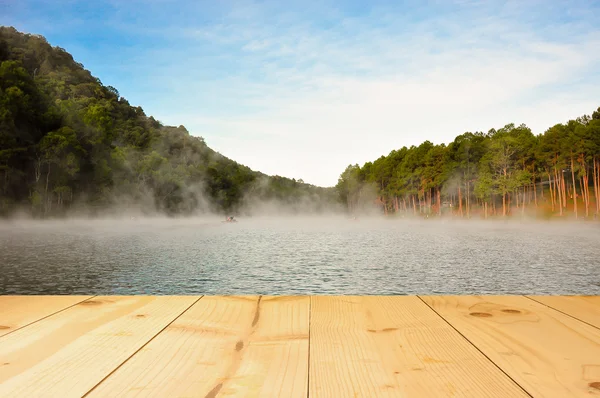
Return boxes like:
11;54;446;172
88;295;309;398
527;295;600;329
309;296;527;398
0;296;198;398
0;295;92;336
421;295;600;397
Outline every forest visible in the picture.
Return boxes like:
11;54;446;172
0;27;338;218
3;26;599;221
336;107;600;219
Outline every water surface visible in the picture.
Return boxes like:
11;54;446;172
1;217;599;295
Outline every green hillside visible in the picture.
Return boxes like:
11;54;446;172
0;27;338;217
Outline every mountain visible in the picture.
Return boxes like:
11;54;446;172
0;26;339;217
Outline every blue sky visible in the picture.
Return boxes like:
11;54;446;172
3;0;600;187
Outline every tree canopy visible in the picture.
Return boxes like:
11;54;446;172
336;109;600;219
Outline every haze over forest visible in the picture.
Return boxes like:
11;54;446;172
0;27;339;218
1;26;599;220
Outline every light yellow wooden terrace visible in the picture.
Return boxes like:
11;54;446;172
1;295;599;397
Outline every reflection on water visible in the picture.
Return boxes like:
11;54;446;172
1;217;599;295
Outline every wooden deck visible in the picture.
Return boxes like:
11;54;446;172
1;296;599;397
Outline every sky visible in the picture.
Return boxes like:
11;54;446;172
2;0;600;187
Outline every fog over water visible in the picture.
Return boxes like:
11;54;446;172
1;216;599;295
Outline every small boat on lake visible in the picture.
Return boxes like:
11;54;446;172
222;216;238;223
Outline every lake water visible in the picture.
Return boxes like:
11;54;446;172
1;217;599;295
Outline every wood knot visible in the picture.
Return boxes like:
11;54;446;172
501;309;521;314
589;382;600;391
469;312;492;317
135;314;147;318
204;383;223;398
0;325;10;330
367;327;398;333
235;340;244;351
80;300;102;306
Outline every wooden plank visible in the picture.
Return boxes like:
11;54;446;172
527;295;600;329
231;296;308;397
309;296;527;397
0;295;93;336
88;296;309;397
87;295;309;397
0;296;199;398
421;295;600;397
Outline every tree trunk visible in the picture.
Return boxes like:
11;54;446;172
559;168;564;215
555;157;561;208
571;156;577;218
585;169;590;218
557;168;562;210
34;157;42;183
466;179;470;218
585;172;590;217
44;164;51;215
484;201;488;219
530;181;533;204
597;158;600;215
412;195;416;215
427;188;431;214
554;168;562;215
582;175;589;218
593;157;600;215
552;169;556;208
458;185;463;217
561;171;567;209
437;188;441;216
548;172;554;211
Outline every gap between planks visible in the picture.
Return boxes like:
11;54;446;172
0;295;97;338
0;296;201;397
524;295;600;331
420;295;600;397
2;296;599;397
82;295;203;397
85;295;309;397
416;295;533;398
309;296;528;397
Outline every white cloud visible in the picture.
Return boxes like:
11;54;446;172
131;0;600;186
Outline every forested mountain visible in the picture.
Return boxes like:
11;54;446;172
0;27;338;217
336;107;600;219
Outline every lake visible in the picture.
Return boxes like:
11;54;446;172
1;217;599;295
